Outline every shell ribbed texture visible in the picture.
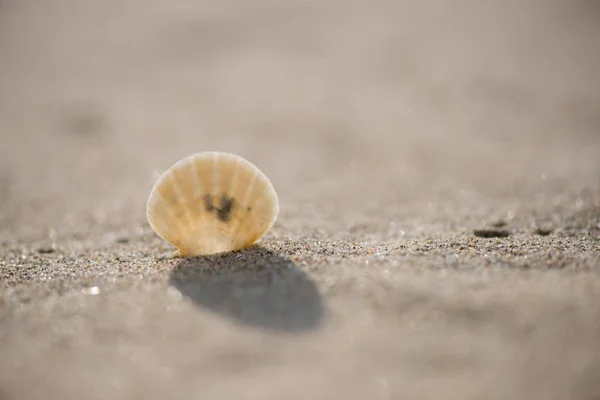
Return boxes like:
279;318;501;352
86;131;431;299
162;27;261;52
146;152;279;256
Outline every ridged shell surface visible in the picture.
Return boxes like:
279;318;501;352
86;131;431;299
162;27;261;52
146;152;279;256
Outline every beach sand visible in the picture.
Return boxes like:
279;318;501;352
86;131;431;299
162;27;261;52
1;0;599;399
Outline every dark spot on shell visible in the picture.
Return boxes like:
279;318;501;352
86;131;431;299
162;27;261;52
203;193;235;222
216;194;235;222
203;194;215;212
473;229;511;238
247;206;252;212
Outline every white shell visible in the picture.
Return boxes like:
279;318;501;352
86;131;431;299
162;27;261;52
146;152;279;256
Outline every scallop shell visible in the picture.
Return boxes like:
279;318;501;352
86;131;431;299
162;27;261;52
146;152;279;256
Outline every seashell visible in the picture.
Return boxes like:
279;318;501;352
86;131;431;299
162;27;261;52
146;151;279;256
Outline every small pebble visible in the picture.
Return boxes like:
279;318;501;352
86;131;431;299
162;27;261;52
490;220;507;228
534;227;554;236
37;246;56;254
473;229;511;238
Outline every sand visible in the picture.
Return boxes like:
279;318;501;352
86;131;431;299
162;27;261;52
1;0;599;399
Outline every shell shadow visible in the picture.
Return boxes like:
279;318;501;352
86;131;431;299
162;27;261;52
168;245;325;333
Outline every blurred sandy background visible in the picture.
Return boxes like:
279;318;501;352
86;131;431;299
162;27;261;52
1;0;599;399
